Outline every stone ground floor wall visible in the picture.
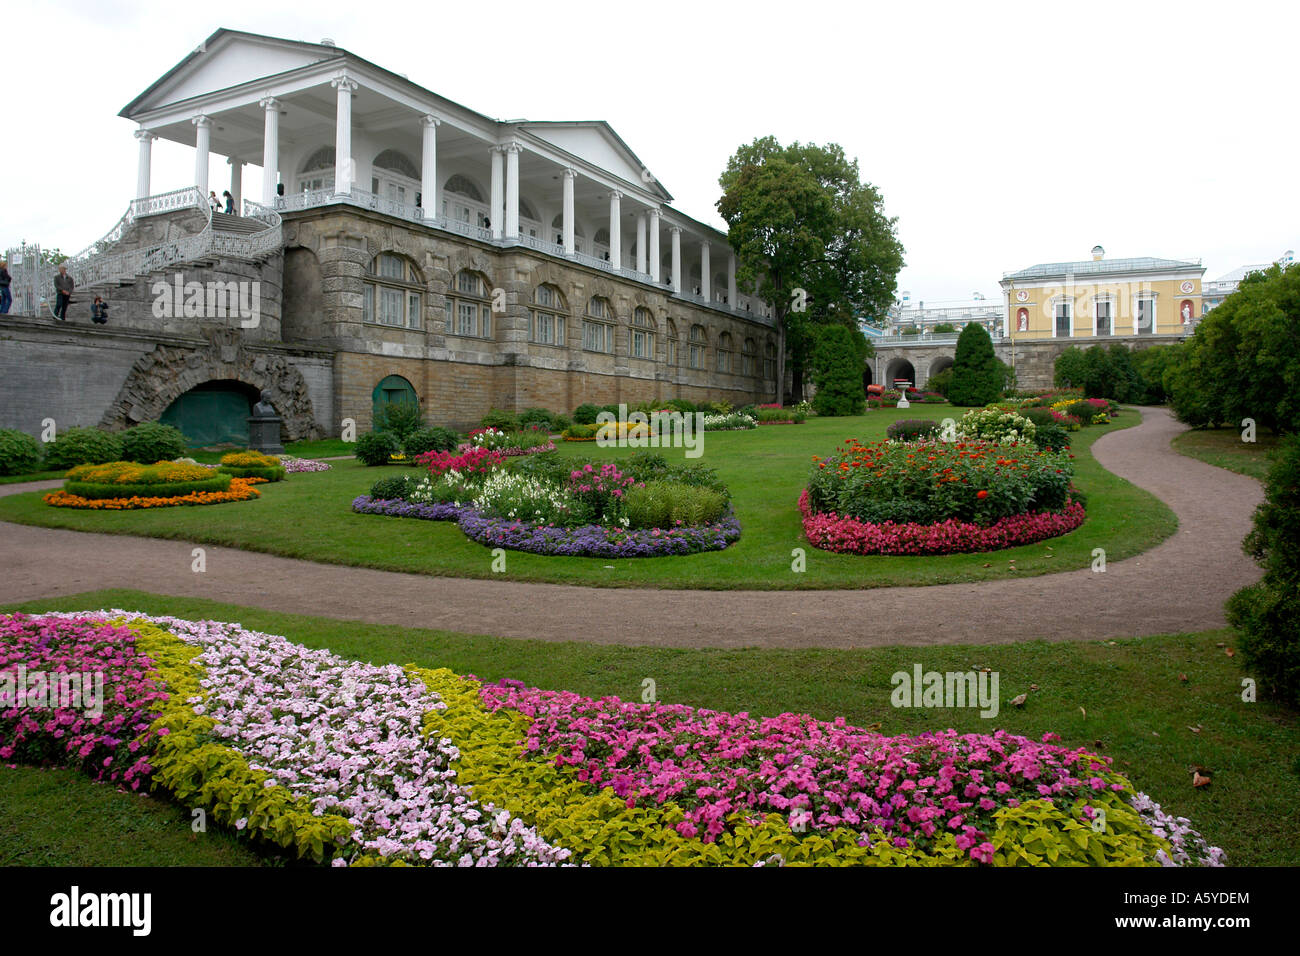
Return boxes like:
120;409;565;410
333;349;766;433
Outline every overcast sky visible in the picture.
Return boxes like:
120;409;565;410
3;0;1295;303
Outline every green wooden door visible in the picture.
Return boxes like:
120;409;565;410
160;384;254;447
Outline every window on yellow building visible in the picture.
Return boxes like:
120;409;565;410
1136;296;1155;335
1095;296;1112;336
1053;298;1072;338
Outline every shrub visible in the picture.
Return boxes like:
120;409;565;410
120;422;188;463
217;452;286;481
549;414;572;433
573;403;600;425
404;426;460;456
369;474;414;501
926;367;954;397
886;419;940;442
562;423;600;441
43;427;125;471
1227;432;1300;705
956;408;1038;445
64;476;232;499
947;323;1003;406
355;430;401;466
0;429;43;476
373;401;424;443
1131;343;1184;405
1034;423;1070;452
1054;346;1086;390
518;408;554;431
623;481;729;529
810;325;868;416
479;408;520;431
664;398;697;414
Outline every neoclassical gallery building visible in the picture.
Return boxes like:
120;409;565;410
3;29;778;443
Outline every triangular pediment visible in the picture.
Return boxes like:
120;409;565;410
516;121;670;199
122;29;344;117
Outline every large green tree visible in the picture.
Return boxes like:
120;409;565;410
1168;263;1300;433
810;325;870;416
946;323;1003;406
717;137;903;402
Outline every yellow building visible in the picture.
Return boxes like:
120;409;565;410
998;246;1204;341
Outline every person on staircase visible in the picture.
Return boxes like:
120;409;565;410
208;191;220;211
0;260;11;314
52;265;73;321
223;190;235;215
91;296;109;325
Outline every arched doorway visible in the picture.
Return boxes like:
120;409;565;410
925;356;954;389
372;374;418;424
884;358;915;388
159;380;260;447
862;364;873;392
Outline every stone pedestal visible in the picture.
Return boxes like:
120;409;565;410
247;416;285;455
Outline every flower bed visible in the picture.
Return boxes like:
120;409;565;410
702;412;756;431
217;450;286;482
281;456;332;473
45;476;264;509
5;611;1225;867
464;428;556;456
351;495;741;558
799;488;1086;555
357;451;738;557
802;437;1083;554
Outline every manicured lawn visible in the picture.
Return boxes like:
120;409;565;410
1172;426;1280;481
4;590;1296;866
187;437;356;464
0;470;64;485
0;407;1175;590
0;763;269;866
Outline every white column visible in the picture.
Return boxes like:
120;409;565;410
648;209;661;283
489;147;504;238
134;129;155;199
192;115;212;195
608;191;623;271
504;142;521;239
259;97;280;205
670;226;682;294
700;241;711;301
227;158;242;211
420;114;440;219
331;73;358;195
728;253;737;306
635;212;647;274
562;167;576;255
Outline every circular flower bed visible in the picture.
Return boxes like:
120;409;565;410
281;456;332;473
354;451;740;557
802;438;1084;555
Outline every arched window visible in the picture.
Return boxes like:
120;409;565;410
688;324;706;369
742;337;757;376
716;332;733;373
594;228;611;261
631;307;655;360
363;252;423;329
550;214;585;248
583;296;614;353
531;284;567;346
372;374;418;424
666;320;679;367
446;270;493;338
371;150;420;207
443;174;488;227
373;150;419;180
764;340;777;380
298;146;335;193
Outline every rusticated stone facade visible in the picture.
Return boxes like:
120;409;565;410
281;206;779;432
99;327;323;440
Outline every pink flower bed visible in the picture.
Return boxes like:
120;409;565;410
479;678;1130;862
0;615;169;787
799;488;1086;555
414;445;505;477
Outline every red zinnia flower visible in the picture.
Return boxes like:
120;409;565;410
977;490;989;499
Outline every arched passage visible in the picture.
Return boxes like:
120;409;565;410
159;380;260;447
928;356;954;377
862;364;873;391
884;358;915;388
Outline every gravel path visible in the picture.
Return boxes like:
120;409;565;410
0;407;1263;648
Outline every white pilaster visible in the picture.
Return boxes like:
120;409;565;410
489;147;504;238
562;168;576;254
259;97;280;205
700;241;711;301
670;226;682;294
648;209;661;283
608;191;623;271
192;115;212;195
228;158;242;211
504;142;521;239
420;114;440;218
134;129;155;199
331;73;358;195
728;253;737;306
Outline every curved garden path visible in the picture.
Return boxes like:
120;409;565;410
0;407;1264;648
